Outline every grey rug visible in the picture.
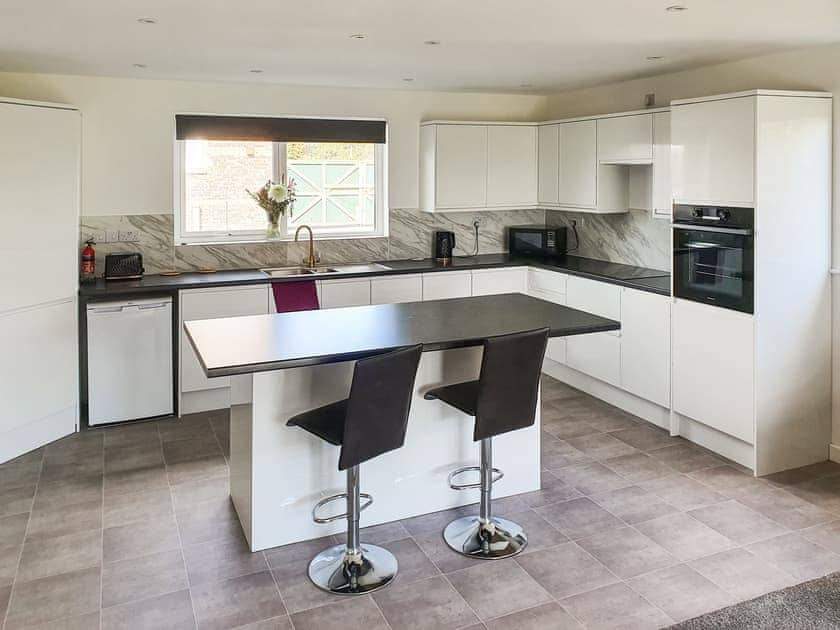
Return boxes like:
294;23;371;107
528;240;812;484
670;572;840;629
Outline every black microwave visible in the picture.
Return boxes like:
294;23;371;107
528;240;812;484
508;226;568;257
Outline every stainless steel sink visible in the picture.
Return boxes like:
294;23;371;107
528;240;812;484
260;263;388;278
305;267;339;274
330;263;390;274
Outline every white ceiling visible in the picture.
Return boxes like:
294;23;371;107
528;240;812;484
1;0;839;94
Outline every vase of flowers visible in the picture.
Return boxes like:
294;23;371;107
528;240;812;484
247;176;296;240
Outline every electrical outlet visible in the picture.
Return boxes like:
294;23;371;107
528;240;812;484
94;231;107;243
119;230;139;242
106;230;119;243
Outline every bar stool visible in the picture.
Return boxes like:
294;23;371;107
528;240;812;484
424;328;549;560
286;344;423;595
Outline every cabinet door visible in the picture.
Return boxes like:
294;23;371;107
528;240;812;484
371;274;423;304
471;268;527;296
651;111;672;218
672;299;755;443
435;125;488;208
597;114;653;163
319;279;371;309
671;96;755;206
528;286;567;364
620;288;670;407
537;125;560;204
565;276;621;321
486;125;537;206
565;276;621;385
528;267;568;296
558;120;597;208
180;287;268;393
422;271;472;300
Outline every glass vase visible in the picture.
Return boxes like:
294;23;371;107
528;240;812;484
266;219;281;240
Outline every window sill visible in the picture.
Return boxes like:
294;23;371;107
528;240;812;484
176;233;388;247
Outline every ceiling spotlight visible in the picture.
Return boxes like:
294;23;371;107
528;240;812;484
645;56;665;61
136;17;157;24
402;77;415;83
424;40;441;46
133;63;147;68
665;4;687;11
249;69;264;74
349;33;368;40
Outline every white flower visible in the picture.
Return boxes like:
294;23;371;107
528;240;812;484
268;183;287;202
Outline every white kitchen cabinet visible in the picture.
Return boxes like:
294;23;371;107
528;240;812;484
423;124;487;210
671;95;755;206
672;299;755;444
597;114;653;164
180;286;268;394
651;111;672;218
620;288;670;408
558;120;597;208
319;278;371;309
486;125;537;207
422;271;472;300
371;274;423;304
527;269;569;365
565;276;621;386
537;124;560;204
565;276;621;322
471;268;527;296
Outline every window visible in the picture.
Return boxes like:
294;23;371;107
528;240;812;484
175;116;387;244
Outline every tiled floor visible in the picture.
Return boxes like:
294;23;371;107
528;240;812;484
2;376;840;629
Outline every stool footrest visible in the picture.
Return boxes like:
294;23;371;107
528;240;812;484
447;465;504;491
312;492;373;524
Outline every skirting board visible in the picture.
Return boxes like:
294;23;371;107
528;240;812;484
0;406;77;464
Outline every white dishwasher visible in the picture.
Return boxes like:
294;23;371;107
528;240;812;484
87;296;173;425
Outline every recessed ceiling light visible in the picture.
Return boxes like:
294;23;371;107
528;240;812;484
402;77;415;83
349;33;367;40
665;4;687;12
133;63;147;68
424;40;441;46
136;17;157;24
645;56;665;61
249;69;264;74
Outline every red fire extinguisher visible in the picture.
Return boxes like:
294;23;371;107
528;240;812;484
81;239;96;283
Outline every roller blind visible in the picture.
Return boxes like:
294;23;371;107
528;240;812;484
175;114;387;143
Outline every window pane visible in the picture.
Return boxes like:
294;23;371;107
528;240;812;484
286;142;376;234
184;140;272;233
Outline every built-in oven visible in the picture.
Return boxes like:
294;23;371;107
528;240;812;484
672;204;754;314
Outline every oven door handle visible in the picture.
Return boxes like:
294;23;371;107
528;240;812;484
672;224;753;236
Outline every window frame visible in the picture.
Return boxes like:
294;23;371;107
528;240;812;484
174;137;388;245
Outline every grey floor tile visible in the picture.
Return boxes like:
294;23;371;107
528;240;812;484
590;485;677;525
39;458;103;484
567;433;640;461
520;471;582;508
561;581;672;630
167;455;229;487
16;530;102;583
541;417;601;441
764;461;840;487
0;513;29;546
485;601;582;629
551;462;633;496
540;438;592;471
647;444;724;474
689;500;787;545
235;617;293;630
688;465;770;497
176;496;242;546
785;476;840;513
800;519;840;554
382;537;439;585
603;452;675;483
103;486;173;529
535;497;624;540
448;559;552;621
585;410;641;433
266;536;342;614
373;574;478;630
191;570;286;630
517;541;617;599
0;542;21;587
746;532;840;581
5;566;100;630
628;563;732;622
158;415;214;443
101;588;195;630
411;529;477;574
577;526;676;579
101;422;160;449
18;611;101;630
689;548;797;601
636;513;737;562
291;596;388;630
184;535;268;586
103;514;181;563
611;426;680;452
400;504;474;536
171;476;230;510
506;508;568;553
104;465;169;499
640;474;727;511
33;475;103;511
0;460;41;492
104;443;164;475
102;549;188;608
358;520;410;545
163;435;224;465
735;485;835;530
0;583;10;624
25;499;102;542
0;485;35;518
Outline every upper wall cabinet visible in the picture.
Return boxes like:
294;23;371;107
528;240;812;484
558;120;598;208
651;111;672;218
671;95;755;206
597;113;653;164
537;124;560;205
420;122;537;212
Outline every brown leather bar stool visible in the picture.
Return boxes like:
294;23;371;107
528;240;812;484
424;328;548;559
286;344;423;595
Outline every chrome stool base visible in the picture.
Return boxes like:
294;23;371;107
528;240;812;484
443;515;527;559
308;543;398;595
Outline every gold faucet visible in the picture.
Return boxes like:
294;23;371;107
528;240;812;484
294;225;319;268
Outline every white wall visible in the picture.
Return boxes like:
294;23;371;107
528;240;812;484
0;72;548;216
544;41;840;454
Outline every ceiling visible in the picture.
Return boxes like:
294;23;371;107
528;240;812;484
1;1;839;94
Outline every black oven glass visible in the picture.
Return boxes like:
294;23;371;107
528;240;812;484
673;226;754;313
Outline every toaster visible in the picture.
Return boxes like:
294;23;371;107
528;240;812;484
104;253;144;280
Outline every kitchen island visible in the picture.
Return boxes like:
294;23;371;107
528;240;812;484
185;293;619;551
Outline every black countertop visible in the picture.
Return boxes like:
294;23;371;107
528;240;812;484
79;253;670;299
184;293;621;376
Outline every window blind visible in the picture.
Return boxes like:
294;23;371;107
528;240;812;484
175;114;387;143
